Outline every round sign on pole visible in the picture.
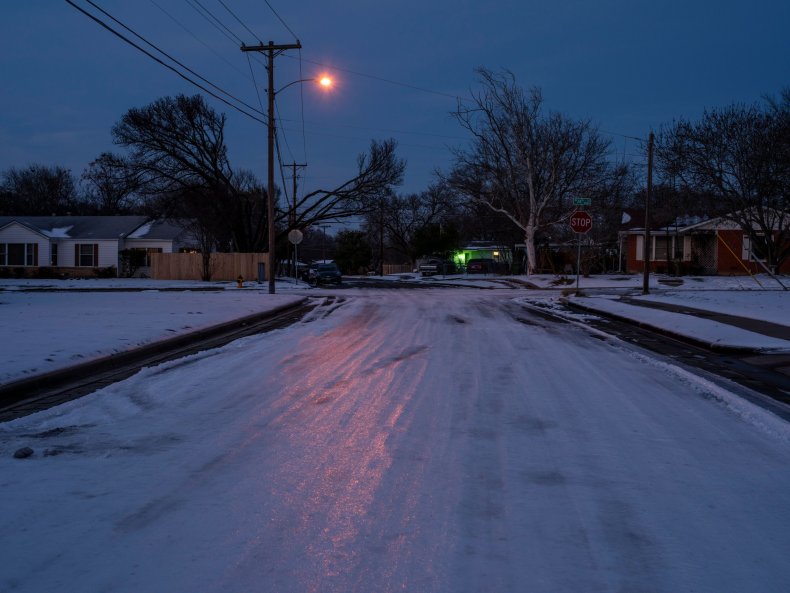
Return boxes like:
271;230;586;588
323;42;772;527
288;229;304;245
569;211;593;234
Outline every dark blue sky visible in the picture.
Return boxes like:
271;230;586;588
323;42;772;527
2;0;788;200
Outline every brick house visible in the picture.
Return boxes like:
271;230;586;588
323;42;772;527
619;210;790;275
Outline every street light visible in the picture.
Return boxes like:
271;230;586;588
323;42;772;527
279;75;332;94
265;76;332;293
242;40;332;294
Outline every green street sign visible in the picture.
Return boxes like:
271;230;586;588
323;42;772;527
573;197;592;206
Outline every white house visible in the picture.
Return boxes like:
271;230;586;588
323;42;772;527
0;216;196;277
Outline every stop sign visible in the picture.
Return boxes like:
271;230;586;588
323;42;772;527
569;210;593;234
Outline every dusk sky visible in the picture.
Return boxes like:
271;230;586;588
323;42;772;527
2;1;789;204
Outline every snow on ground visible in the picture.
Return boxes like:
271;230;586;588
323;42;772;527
0;279;305;385
1;274;789;386
2;290;790;593
424;272;789;351
560;293;790;351
637;289;789;325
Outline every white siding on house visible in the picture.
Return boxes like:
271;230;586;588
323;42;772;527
59;240;120;268
635;235;644;261
0;223;51;266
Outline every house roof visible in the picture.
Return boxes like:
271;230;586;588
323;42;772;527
0;219;53;239
127;219;190;241
0;216;196;242
0;216;150;240
620;207;789;235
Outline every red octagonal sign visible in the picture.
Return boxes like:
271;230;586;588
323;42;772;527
569;210;593;234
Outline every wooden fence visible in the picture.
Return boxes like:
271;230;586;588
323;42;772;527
382;263;413;275
151;252;270;281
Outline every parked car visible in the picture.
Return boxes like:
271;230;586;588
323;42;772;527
418;258;456;277
465;258;496;274
307;261;342;285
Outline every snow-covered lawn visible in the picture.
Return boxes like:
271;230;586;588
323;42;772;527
637;289;790;325
0;280;304;385
561;291;790;351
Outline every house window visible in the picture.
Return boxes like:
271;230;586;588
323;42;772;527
51;243;58;266
0;243;37;266
636;236;681;262
654;236;670;261
75;244;99;267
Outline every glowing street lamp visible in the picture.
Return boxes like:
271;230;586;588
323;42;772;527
278;75;333;95
241;42;334;294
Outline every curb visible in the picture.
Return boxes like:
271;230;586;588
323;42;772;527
562;297;763;355
0;297;309;403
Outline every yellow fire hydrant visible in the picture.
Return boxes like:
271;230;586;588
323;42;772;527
236;275;244;288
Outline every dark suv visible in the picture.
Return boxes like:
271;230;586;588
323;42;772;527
307;262;342;285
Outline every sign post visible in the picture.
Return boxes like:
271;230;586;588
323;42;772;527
569;210;593;292
288;229;303;282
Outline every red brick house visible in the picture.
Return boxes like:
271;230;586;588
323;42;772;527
619;211;790;276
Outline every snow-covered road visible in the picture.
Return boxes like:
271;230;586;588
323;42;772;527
2;289;789;593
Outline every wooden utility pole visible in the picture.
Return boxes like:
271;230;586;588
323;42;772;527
241;41;301;294
285;163;306;227
286;162;306;278
643;132;654;295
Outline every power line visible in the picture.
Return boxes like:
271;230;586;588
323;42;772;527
274;131;289;203
298;50;308;164
185;0;243;45
216;0;262;44
245;53;265;113
149;0;251;81
80;0;263;116
283;54;464;102
282;54;648;144
275;102;296;163
72;1;648;168
600;129;645;142
65;0;266;124
262;0;299;42
183;0;238;45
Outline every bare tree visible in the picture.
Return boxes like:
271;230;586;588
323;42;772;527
448;69;616;274
287;139;405;233
81;153;142;214
656;95;790;271
111;94;248;251
366;182;459;265
1;164;79;215
110;94;404;252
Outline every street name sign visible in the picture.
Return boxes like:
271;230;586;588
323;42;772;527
573;197;592;206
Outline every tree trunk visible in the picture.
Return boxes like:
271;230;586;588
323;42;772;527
524;226;537;275
201;252;213;281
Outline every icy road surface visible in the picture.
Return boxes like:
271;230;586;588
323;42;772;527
2;289;790;593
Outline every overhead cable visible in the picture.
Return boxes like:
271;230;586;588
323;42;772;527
65;0;266;124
